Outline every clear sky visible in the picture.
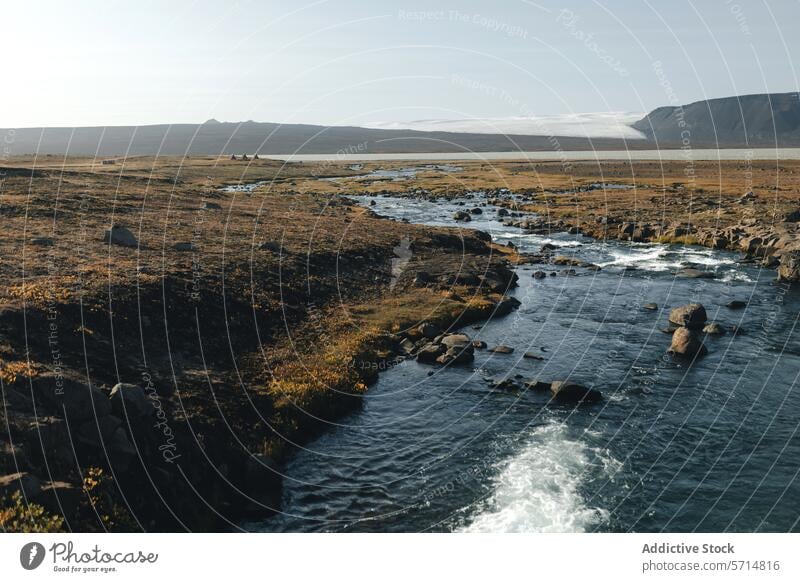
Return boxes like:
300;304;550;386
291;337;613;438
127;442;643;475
4;0;799;128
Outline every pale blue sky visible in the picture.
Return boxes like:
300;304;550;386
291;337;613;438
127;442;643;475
4;0;799;127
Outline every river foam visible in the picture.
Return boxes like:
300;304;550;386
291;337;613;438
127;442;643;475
460;422;611;533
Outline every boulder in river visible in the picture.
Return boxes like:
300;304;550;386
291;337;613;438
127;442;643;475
777;251;800;283
675;268;716;279
643;303;659;311
703;322;725;335
453;211;471;222
726;300;747;309
550;381;602;405
436;346;474;365
668;327;708;357
668;303;708;330
533;271;547;279
417;343;446;363
488;345;514;354
440;333;471;348
494;295;521;316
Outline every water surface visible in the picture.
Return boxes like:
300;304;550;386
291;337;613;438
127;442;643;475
255;193;800;533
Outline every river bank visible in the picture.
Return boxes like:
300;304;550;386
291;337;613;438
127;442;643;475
0;157;520;531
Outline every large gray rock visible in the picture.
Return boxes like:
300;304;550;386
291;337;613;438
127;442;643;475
668;303;708;330
778;251;800;282
109;383;153;419
669;327;708;357
550;381;602;404
440;333;471;348
416;343;445;363
103;225;138;248
417;322;442;339
436;346;474;365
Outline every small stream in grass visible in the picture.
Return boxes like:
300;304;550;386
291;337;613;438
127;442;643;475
254;191;800;532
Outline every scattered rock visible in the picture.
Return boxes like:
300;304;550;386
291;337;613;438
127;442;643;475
417;343;445;363
524;379;551;391
259;241;281;252
492;378;519;391
668;303;708;330
102;225;138;248
533;271;547;279
30;237;54;247
441;333;471;348
675;268;716;279
494;295;521;316
470;207;483;215
203;202;222;210
488;345;514;354
669;327;708;357
550;381;602;404
703;322;725;335
778;251;800;282
399;338;416;354
417;322;442;339
436;346;474;365
453;211;471;222
109;383;153;419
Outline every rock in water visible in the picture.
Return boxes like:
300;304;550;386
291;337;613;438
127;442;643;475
549;381;602;404
643;303;658;311
669;327;708;357
778;251;800;282
453;211;471;222
103;225;138;248
488;345;514;354
726;300;747;309
675;268;716;279
668;303;708;330
703;322;725;335
416;343;445;363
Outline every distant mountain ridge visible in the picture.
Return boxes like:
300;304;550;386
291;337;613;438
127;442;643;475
632;92;800;147
0;121;633;156
3;93;799;156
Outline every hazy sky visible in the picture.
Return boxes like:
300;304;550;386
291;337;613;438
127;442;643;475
4;0;799;127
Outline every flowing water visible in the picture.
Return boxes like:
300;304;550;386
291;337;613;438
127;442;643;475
255;193;800;533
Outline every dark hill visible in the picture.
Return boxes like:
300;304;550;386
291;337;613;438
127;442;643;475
633;92;800;147
0;121;635;156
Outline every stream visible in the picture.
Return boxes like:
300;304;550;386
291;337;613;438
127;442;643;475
254;192;800;533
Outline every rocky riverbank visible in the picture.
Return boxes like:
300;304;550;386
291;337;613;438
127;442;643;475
0;158;520;531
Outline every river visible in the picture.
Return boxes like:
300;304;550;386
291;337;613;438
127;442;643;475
254;192;800;533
